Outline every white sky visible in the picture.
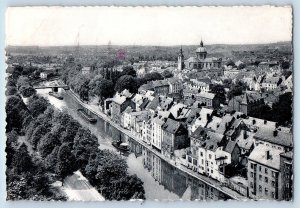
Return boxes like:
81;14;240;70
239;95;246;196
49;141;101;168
6;6;292;46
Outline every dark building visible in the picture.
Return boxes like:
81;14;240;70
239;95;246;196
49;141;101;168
228;92;264;116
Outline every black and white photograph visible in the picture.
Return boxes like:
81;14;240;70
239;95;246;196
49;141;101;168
5;6;293;201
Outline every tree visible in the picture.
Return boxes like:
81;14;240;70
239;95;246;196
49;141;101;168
227;81;247;100
78;80;90;101
19;85;36;97
6;130;19;168
6;95;27;132
38;132;61;158
110;175;145;200
272;92;292;126
122;66;136;77
27;96;49;117
281;61;290;69
12;143;34;174
44;146;60;172
30;125;49;149
73;127;99;168
16;76;30;89
91;78;114;102
162;70;173;78
143;72;163;82
114;75;138;93
210;84;226;104
223;78;232;88
55;143;77;179
5;86;18;96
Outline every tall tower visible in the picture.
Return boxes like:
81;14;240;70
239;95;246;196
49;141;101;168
196;40;207;60
178;46;184;71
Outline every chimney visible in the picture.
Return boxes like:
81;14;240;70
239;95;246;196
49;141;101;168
265;150;270;160
273;130;278;137
243;131;247;139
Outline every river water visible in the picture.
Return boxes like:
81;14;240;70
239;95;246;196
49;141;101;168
36;87;230;201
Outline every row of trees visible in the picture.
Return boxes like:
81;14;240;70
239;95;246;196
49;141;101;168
61;63;171;103
6;75;66;200
6;68;146;200
24;95;145;200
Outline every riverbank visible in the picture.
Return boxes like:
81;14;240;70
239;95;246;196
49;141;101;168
66;89;247;200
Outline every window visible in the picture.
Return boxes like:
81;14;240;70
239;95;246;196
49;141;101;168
250;172;254;178
265;168;268;174
250;163;254;169
200;152;203;157
259;166;262;172
272;192;275;199
259;185;262;192
265;177;268;183
272;181;275;187
202;159;204;164
265;188;268;195
272;171;276;178
250;182;253;188
209;154;212;159
211;169;213;173
259;175;262;180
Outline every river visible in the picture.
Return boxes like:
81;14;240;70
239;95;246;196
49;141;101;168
36;87;231;201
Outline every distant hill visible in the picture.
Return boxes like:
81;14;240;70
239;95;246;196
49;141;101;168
6;41;292;63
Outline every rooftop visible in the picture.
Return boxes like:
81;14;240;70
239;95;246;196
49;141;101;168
248;144;284;170
254;127;293;148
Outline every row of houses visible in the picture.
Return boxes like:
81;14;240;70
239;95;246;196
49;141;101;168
103;77;292;200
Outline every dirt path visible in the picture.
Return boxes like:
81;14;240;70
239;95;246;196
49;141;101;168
59;171;105;201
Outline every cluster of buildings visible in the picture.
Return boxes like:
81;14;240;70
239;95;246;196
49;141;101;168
91;40;293;200
103;74;292;200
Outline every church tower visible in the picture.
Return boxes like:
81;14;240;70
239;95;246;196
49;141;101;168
196;40;207;60
178;46;184;70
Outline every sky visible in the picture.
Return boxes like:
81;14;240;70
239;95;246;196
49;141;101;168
5;6;292;46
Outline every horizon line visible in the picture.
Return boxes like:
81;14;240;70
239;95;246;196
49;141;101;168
6;41;292;48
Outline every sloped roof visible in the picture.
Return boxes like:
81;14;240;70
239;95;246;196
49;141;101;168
224;140;238;154
237;130;255;150
248;144;284;170
254;127;293;148
215;114;234;134
162;118;183;134
263;77;282;85
195;92;215;100
206;116;222;131
152;79;169;88
197;130;224;152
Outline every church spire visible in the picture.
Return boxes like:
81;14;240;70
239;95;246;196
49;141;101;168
200;39;204;47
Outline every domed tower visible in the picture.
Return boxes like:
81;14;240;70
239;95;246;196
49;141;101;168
178;46;184;70
196;40;207;60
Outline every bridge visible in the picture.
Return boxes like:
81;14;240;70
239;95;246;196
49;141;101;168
34;85;70;92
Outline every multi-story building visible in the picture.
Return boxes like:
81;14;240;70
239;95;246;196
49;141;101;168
161;118;189;158
195;92;219;109
187;127;240;182
228;92;264;116
261;77;282;91
280;151;293;201
188;78;212;93
109;93;135;124
167;77;183;94
248;144;287;200
253;127;293;152
151;113;169;151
